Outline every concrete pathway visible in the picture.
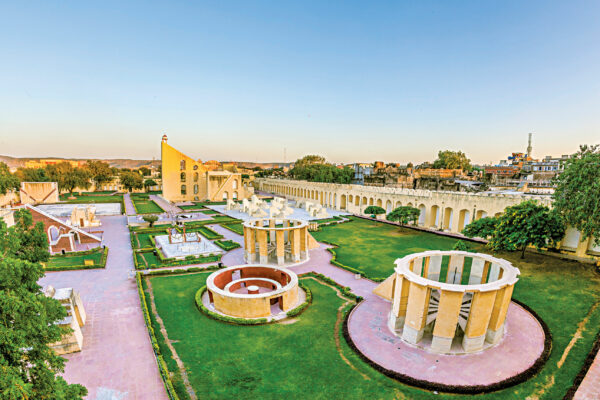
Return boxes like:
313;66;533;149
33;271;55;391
574;354;600;399
150;194;182;214
123;193;136;216
40;216;168;400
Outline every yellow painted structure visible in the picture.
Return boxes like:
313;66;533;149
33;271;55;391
375;250;520;353
243;218;317;266
161;135;251;203
206;265;299;319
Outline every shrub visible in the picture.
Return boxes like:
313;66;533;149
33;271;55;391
194;286;269;325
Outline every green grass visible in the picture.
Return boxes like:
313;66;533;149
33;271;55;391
311;216;600;399
313;216;464;280
47;247;106;270
220;222;244;235
132;197;164;214
178;204;207;211
214;239;241;251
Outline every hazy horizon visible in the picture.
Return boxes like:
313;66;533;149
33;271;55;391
1;1;598;165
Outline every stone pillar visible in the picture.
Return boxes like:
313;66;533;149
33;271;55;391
299;226;308;259
401;282;431;345
269;219;276;242
257;229;268;264
480;261;491;284
290;229;301;262
247;227;256;263
462;290;497;352
389;275;411;332
283;220;290;242
486;284;514;344
276;230;285;266
431;290;463;353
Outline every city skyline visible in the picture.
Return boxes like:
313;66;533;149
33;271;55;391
1;1;599;164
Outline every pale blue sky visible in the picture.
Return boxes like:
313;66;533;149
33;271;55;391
0;1;598;164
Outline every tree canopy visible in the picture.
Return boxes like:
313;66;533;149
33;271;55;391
0;210;87;399
461;216;498;240
552;144;600;245
462;200;565;258
142;215;159;227
289;155;353;184
85;160;113;188
143;179;157;191
364;206;385;217
45;163;91;194
386;206;421;225
0;162;20;195
120;171;144;192
432;150;472;170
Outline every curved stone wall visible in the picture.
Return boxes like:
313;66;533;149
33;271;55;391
206;264;299;319
388;250;520;353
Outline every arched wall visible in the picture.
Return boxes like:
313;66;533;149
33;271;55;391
254;178;599;261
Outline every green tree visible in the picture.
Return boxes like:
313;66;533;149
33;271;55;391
461;216;498;239
0;162;20;195
464;200;565;259
142;215;159;227
15;167;50;183
45;163;91;195
143;179;157;192
8;209;50;263
85;160;113;189
364;206;385;218
0;216;87;399
293;155;326;168
453;240;471;252
120;171;144;192
386;206;421;225
552;145;600;246
138;167;151;176
432;150;472;170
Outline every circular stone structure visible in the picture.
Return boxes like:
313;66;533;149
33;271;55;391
387;250;521;353
346;250;549;392
206;264;299;319
243;218;309;266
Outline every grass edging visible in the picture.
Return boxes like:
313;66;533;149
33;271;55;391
214;239;241;251
45;247;109;271
341;298;552;395
194;283;313;325
300;272;363;302
136;273;180;400
317;241;386;283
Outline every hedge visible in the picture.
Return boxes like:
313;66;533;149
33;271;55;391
341;298;552;394
136;273;180;400
219;223;244;235
134;251;222;270
300;272;362;302
286;284;312;317
45;247;109;272
144;265;224;276
194;283;313;325
214;239;241;251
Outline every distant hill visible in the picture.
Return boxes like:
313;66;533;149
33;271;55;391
0;155;160;170
0;155;291;170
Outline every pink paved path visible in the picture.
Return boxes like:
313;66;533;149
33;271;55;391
574;352;600;400
40;216;168;400
348;295;546;386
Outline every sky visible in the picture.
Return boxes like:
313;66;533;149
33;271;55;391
0;1;599;165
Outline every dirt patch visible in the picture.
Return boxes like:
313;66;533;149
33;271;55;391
279;318;298;325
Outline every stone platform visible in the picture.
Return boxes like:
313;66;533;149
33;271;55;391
347;296;547;389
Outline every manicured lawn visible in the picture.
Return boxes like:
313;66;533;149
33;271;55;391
47;247;106;270
132;196;164;214
220;222;244;235
147;274;433;399
313;216;465;280
311;217;600;399
214;239;241;251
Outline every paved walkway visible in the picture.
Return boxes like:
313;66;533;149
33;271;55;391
40;216;168;400
574;351;600;399
150;194;182;214
123;193;136;216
